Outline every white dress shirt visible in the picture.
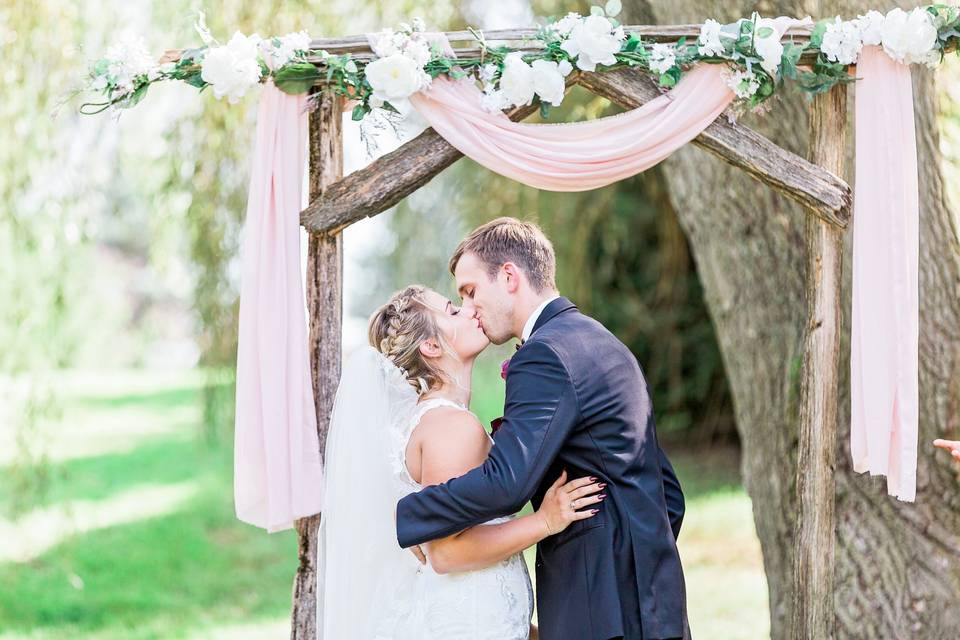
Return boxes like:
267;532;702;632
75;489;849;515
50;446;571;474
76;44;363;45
521;295;560;342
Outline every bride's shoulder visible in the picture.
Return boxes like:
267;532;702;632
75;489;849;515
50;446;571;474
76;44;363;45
411;406;489;469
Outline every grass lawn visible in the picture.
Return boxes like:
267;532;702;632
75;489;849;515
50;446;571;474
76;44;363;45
0;368;768;639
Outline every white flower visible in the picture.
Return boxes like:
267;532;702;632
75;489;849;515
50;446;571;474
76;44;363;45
649;43;677;75
561;14;625;72
201;31;263;103
531;59;566;106
402;37;431;66
697;19;726;57
499;51;536;107
854;10;885;46
753;18;784;75
365;53;424;103
553;12;583;37
558;59;574;76
411;17;426;33
880;7;938;66
99;35;157;90
480;87;509;112
820;17;862;65
371;28;400;57
726;68;761;99
260;30;312;69
479;63;498;84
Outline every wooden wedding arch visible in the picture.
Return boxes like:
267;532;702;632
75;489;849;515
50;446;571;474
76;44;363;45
292;24;851;640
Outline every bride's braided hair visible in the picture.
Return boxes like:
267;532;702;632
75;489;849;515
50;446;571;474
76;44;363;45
368;285;449;395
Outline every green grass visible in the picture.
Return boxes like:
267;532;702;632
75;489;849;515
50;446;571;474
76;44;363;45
0;368;769;639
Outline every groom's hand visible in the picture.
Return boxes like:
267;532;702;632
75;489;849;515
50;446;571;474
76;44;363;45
408;544;427;565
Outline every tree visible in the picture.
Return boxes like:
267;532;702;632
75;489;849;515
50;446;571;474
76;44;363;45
628;1;960;637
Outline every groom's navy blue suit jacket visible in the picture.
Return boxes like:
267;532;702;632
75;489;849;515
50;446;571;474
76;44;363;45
396;297;688;640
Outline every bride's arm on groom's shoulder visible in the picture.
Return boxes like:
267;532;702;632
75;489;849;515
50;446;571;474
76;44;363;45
415;412;604;575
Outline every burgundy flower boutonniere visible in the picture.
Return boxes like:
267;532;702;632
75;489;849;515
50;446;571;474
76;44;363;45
490;416;504;437
500;357;511;380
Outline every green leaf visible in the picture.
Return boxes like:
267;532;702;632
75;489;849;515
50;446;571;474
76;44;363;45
605;0;622;17
182;72;206;89
273;63;321;95
810;21;828;48
539;101;550;119
351;104;367;121
625;34;642;52
121;83;149;109
756;26;774;39
590;5;605;17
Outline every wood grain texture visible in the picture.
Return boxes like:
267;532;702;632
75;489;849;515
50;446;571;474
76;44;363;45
792;83;847;640
291;87;343;640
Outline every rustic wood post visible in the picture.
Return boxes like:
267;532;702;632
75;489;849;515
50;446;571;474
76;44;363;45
792;83;848;639
291;86;343;640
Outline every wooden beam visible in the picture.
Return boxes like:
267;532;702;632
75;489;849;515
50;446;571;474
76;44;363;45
291;86;344;640
579;68;851;228
792;83;847;640
302;68;851;234
300;73;579;235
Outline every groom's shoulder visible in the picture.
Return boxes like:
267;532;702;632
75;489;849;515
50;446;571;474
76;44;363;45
535;307;623;355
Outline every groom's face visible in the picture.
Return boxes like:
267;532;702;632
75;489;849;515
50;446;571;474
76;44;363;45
454;252;515;345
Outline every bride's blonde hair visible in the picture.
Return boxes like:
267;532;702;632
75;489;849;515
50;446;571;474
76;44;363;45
368;285;450;395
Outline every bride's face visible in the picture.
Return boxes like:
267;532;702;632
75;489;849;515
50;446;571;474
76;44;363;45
420;289;490;361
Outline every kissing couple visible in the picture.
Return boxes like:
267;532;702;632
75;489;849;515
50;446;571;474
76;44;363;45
317;217;689;640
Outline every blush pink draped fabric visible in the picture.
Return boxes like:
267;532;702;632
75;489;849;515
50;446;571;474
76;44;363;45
234;82;324;533
850;46;919;501
407;65;735;191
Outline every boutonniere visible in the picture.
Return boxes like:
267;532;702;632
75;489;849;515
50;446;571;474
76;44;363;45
500;356;511;380
490;416;504;437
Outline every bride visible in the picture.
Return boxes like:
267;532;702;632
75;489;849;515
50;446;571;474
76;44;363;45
316;284;605;640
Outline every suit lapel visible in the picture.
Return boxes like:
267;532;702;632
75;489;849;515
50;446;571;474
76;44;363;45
530;296;576;337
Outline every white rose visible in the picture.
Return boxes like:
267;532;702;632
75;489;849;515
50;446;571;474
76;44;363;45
880;7;938;66
649;43;676;75
531;59;566;107
365;53;423;102
558;59;574;76
499;51;536;107
201;31;264;104
820;17;862;65
855;10;885;46
697;19;726;57
371;28;399;57
561;14;624;72
753;18;784;75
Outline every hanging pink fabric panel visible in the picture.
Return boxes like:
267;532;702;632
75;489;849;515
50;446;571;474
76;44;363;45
234;82;324;532
850;45;919;501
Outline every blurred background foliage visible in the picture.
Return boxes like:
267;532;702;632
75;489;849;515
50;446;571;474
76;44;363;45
1;0;957;638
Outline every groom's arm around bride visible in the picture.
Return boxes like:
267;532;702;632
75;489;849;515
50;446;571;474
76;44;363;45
396;218;689;640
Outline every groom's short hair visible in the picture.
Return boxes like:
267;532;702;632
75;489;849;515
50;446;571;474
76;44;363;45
449;217;556;293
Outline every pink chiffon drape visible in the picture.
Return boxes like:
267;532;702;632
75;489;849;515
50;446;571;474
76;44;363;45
234;29;921;532
234;82;324;533
850;46;919;501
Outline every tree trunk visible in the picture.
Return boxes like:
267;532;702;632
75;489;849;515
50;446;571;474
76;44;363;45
631;1;960;637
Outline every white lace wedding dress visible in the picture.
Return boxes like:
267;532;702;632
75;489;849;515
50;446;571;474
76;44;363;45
376;397;534;640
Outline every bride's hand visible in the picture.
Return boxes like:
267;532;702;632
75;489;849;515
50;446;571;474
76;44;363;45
535;470;605;537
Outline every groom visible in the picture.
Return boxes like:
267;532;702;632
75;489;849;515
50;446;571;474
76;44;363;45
396;217;688;640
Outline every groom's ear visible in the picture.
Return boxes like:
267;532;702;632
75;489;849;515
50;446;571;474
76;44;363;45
419;338;442;359
502;262;522;294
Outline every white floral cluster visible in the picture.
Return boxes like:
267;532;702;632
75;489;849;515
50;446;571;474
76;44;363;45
479;53;573;112
197;24;316;104
545;1;626;73
88;35;169;98
364;19;433;109
820;7;939;67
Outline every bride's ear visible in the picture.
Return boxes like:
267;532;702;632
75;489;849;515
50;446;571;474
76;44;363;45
419;338;442;360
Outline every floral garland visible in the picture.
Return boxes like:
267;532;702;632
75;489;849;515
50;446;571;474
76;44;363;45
80;3;960;120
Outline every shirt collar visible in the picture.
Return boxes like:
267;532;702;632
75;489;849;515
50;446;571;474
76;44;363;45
521;295;560;342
